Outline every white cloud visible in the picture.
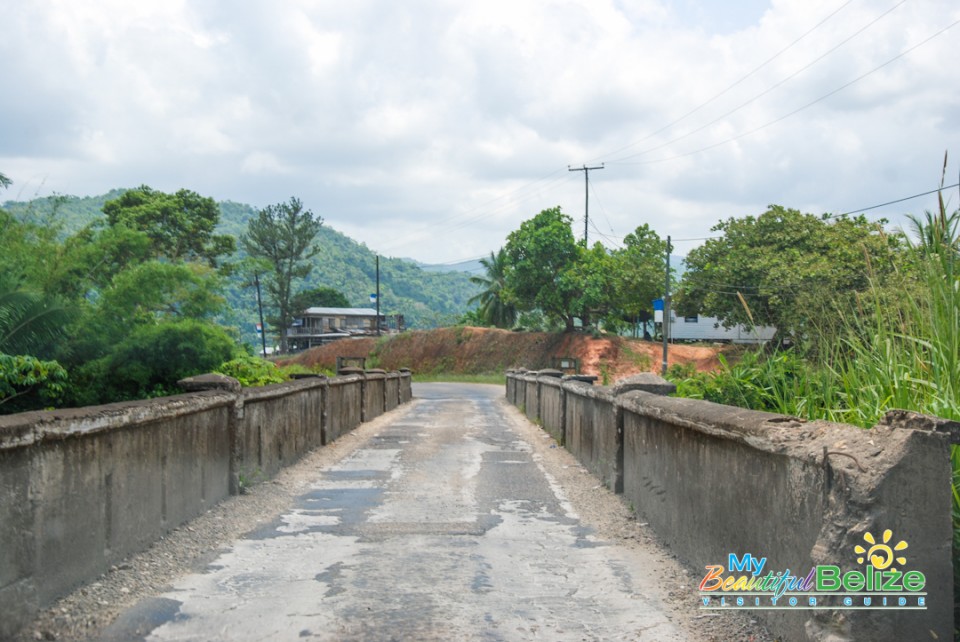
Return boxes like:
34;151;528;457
1;0;958;262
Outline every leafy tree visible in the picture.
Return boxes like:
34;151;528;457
97;261;226;329
563;241;616;330
610;225;669;330
0;171;11;190
0;277;70;359
0;208;63;291
241;197;323;352
458;308;487;326
678;205;906;340
290;286;350;313
468;249;517;328
504;207;582;330
88;319;240;401
38;223;154;300
103;186;236;266
0;353;68;413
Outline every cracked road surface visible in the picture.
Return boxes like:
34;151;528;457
103;383;691;641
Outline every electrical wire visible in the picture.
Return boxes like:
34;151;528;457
836;183;960;216
611;16;960;166
607;0;908;164
591;0;858;164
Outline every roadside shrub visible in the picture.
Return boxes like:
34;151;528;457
85;320;240;402
216;356;285;387
0;353;68;413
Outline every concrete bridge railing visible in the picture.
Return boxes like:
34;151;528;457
0;368;412;639
506;368;954;642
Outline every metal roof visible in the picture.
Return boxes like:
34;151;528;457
302;307;380;316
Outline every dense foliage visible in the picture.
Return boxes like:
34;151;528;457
667;185;960;617
241;197;324;353
677;205;906;341
2;192;480;346
214;356;287;387
477;207;668;332
467;249;516;328
0;184;481;411
0;353;68;412
103;186;236;266
0;182;243;411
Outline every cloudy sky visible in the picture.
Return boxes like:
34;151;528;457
2;0;958;264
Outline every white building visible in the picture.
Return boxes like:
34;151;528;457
287;307;385;350
667;312;776;344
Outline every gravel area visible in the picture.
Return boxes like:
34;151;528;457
18;395;774;642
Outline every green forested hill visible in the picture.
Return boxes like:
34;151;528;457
3;191;479;345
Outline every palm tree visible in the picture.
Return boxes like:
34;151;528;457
905;209;960;258
0;171;11;190
468;248;517;328
0;278;70;357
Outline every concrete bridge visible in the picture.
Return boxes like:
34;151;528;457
1;370;955;641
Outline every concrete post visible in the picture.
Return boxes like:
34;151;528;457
178;374;243;495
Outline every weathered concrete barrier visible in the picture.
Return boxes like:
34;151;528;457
505;370;954;641
237;377;327;484
362;369;387;422
385;372;401;412
0;369;412;639
399;368;413;404
522;371;540;422
538;376;565;444
326;373;363;444
563;381;621;493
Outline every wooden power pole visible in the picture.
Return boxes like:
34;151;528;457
568;163;604;245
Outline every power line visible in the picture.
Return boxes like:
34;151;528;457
611;15;960;167
608;0;907;164
585;178;622;249
568;164;604;244
837;183;960;216
595;0;859;164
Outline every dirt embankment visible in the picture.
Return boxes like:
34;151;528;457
283;327;722;379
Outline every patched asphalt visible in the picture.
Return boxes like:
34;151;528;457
102;383;687;641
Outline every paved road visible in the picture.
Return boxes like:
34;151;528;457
104;383;687;641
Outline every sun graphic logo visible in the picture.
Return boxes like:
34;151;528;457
855;529;908;570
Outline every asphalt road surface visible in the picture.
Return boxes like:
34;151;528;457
102;383;695;641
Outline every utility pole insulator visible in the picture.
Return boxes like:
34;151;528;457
662;236;672;375
568;163;604;245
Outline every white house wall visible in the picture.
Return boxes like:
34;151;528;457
668;314;776;344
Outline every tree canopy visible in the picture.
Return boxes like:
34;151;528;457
241;197;323;352
103;185;236;266
503;207;583;330
609;224;669;330
468;249;516;329
290;286;351;313
494;208;670;334
677;205;906;339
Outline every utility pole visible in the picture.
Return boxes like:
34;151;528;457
568;163;604;245
375;255;381;337
661;236;671;375
254;273;267;359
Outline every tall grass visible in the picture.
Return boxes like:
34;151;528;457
819;203;960;620
670;193;960;621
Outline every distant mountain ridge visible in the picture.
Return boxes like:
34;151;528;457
417;258;484;274
3;190;480;345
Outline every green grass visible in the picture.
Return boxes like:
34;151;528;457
668;201;960;620
412;372;506;385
